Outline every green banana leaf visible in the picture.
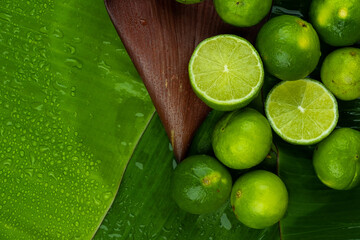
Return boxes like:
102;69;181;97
2;0;360;239
0;0;154;239
94;0;360;240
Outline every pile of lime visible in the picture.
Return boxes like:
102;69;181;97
172;0;360;229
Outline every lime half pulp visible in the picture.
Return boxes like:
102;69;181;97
265;79;338;145
189;34;264;111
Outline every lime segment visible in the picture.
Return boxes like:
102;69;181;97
189;34;264;111
265;79;338;145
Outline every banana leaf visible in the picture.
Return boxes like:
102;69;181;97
95;0;360;239
2;0;360;239
0;0;154;239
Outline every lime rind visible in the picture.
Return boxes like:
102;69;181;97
171;155;232;214
265;79;339;145
189;34;264;111
313;128;360;190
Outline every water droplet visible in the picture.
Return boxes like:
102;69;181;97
103;191;112;200
39;26;49;33
40;146;49;152
97;60;111;73
139;19;147;26
32;103;43;111
24;168;33;177
64;43;76;54
0;12;12;22
34;34;42;41
48;172;57;180
72;37;82;43
19;150;25;157
172;158;177;169
53;28;64;38
135;162;143;170
3;158;12;166
68;86;77;97
220;213;232;230
65;58;83;69
30;154;36;165
162;226;172;233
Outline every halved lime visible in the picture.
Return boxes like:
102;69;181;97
265;79;338;145
189;34;264;111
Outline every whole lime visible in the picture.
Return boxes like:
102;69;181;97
176;0;204;4
212;108;272;169
256;15;321;81
321;47;360;101
171;155;232;214
313;128;360;190
231;170;288;229
213;0;272;27
309;0;360;46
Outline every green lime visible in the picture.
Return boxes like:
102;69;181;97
321;47;360;101
189;34;264;111
256;15;321;81
176;0;204;4
265;79;338;145
213;0;272;27
212;108;272;169
171;155;232;214
309;0;360;46
231;170;288;229
313;128;360;190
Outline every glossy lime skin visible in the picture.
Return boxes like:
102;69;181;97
313;128;360;190
213;0;272;27
212;108;272;169
256;15;321;81
309;0;360;46
231;170;288;229
171;155;232;214
176;0;204;4
321;48;360;101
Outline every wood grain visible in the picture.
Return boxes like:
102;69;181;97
104;0;268;161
